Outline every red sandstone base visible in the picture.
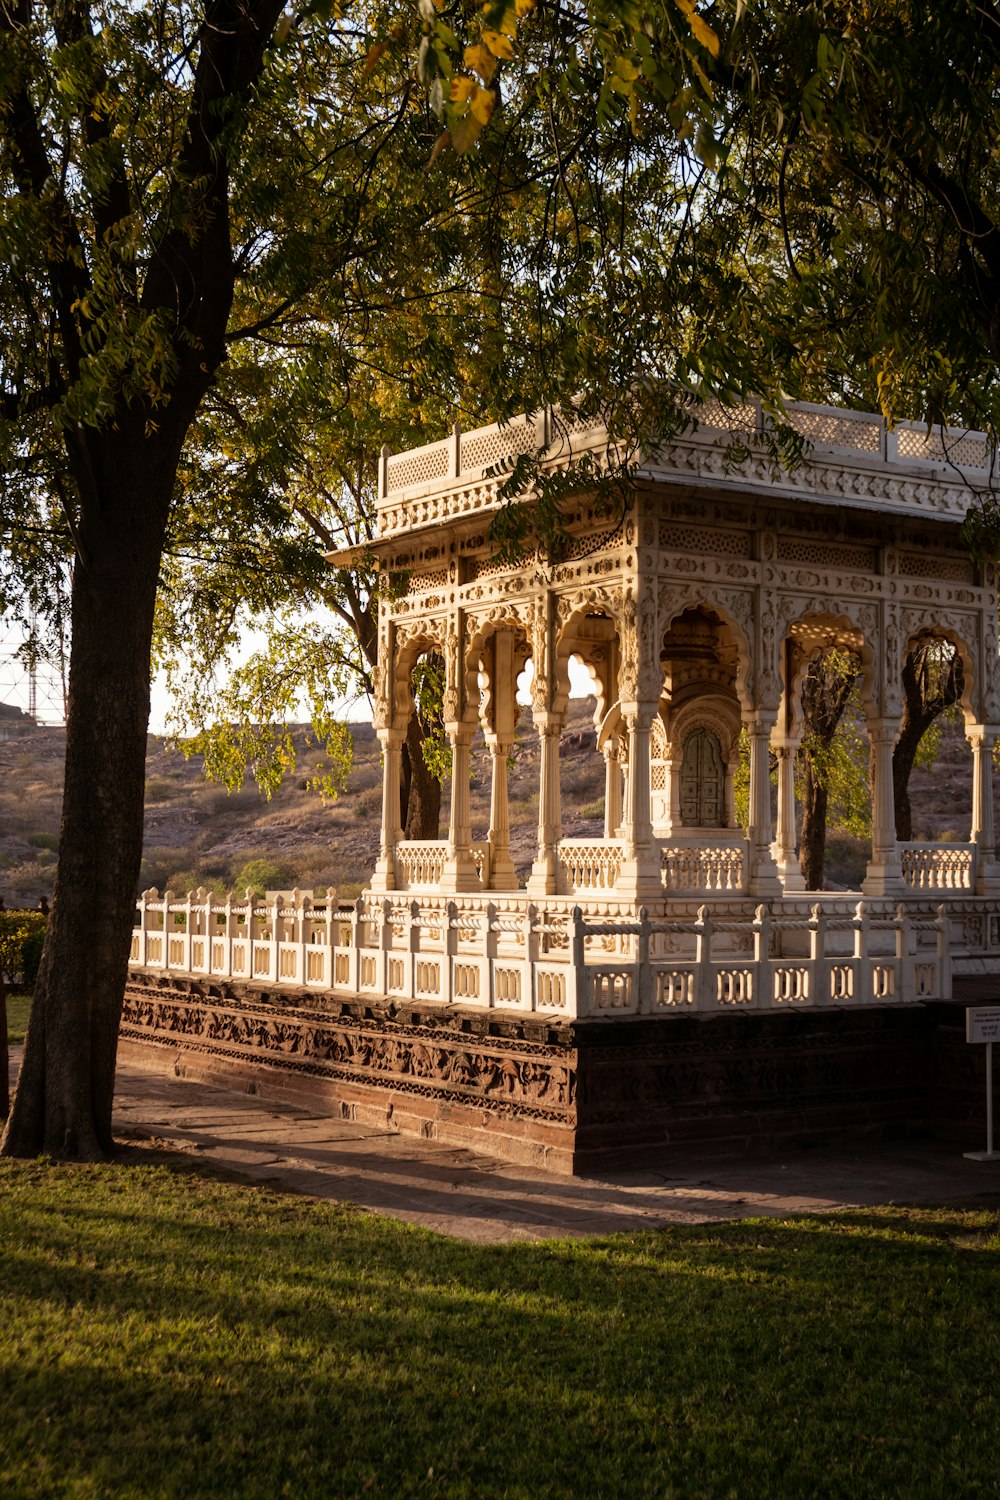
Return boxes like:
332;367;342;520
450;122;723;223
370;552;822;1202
117;976;994;1174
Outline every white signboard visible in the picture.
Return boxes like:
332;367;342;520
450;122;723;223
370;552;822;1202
966;1007;1000;1044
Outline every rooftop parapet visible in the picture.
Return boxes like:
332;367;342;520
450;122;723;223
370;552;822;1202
374;398;996;538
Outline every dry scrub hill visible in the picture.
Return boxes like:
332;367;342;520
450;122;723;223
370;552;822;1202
0;702;976;903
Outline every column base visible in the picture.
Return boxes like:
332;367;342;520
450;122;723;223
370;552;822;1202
749;847;782;898
486;855;520;892
367;856;396;894
862;859;906;898
527;851;559;897
613;853;664;902
439;853;484;894
775;860;806;892
976;857;1000;897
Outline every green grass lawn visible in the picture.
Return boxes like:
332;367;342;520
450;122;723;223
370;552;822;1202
0;1158;998;1498
5;992;31;1044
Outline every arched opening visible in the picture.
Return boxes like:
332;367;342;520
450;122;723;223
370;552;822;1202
658;606;742;839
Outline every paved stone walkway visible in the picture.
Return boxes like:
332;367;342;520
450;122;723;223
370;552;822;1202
8;1048;1000;1242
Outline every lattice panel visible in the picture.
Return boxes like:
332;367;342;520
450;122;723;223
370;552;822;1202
468;555;518;581
896;427;990;469
551;402;594;436
787;408;882;452
386;442;450;492
461;421;535;471
898;553;973;582
565;518;625;558
694;400;757;437
408;568;449;591
658;522;751;557
777;538;875;569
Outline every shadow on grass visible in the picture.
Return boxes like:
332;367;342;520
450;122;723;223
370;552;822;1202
1;1151;999;1498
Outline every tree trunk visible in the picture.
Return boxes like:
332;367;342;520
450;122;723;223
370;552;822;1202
798;756;829;890
1;456;169;1159
893;644;963;840
403;711;442;839
892;718;926;841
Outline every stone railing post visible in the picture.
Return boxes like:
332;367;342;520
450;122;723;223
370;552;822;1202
637;905;652;1013
570;905;587;1016
132;891;148;967
753;902;772;1006
809;902;827;1005
181;891;193;974
516;903;536;1010
406;898;421;1000
695;904;714;1010
349;897;365;995
222;892;236;977
936;903;952;999
895;901;914;999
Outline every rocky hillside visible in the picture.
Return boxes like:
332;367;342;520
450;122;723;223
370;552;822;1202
0;702;978;904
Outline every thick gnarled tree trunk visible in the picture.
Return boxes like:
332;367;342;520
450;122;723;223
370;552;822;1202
3;456;170;1157
0;0;284;1159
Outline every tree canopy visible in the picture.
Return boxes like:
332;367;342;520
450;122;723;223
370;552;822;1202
3;0;1000;1157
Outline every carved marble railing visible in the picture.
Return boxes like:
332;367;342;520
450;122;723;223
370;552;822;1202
660;842;747;894
130;888;337;990
574;902;952;1020
900;843;976;891
393;841;490;890
130;888;954;1020
394;841;449;888
558;839;624;893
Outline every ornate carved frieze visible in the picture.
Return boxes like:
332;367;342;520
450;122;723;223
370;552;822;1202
122;982;577;1123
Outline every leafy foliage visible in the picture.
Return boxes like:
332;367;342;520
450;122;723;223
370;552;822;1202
0;910;47;989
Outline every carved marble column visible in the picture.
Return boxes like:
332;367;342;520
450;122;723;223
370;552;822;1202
482;628;521;890
617;701;663;898
603;736;623;838
528;712;563;895
369;727;405;893
487;736;518;889
863;718;905;896
969;725;1000;894
441;723;481;892
771;740;804;891
746;712;781;896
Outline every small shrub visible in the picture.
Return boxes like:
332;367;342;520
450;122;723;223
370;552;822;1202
26;832;59;852
0;910;47;988
230;855;297;896
20;926;46;988
145;779;176;801
577;797;605;821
